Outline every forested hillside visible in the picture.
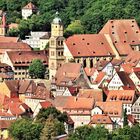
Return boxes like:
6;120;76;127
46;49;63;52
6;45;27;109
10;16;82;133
0;0;140;38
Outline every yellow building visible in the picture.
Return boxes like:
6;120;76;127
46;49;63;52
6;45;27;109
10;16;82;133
49;12;65;79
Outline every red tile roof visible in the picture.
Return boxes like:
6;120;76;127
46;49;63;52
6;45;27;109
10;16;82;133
92;72;106;84
65;34;115;57
0;110;14;117
95;60;110;71
0;36;19;43
40;101;53;108
121;63;133;74
100;19;140;56
0;94;10;106
55;63;81;86
64;97;94;110
0;120;14;129
125;51;140;66
89;114;113;124
0;42;31;55
106;90;135;104
4;101;31;116
96;101;123;117
7;50;48;66
23;2;37;10
111;59;124;66
84;67;97;76
78;89;103;102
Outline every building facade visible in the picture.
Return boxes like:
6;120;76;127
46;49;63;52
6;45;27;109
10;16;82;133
49;13;65;79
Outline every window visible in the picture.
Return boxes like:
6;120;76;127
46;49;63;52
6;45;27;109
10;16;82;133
51;51;55;56
51;40;54;45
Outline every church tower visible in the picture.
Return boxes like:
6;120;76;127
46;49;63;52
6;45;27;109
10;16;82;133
49;12;65;79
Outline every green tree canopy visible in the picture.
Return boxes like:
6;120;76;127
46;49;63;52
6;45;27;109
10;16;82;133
40;116;65;140
29;59;46;79
36;107;68;124
9;118;43;140
68;125;109;140
64;20;84;37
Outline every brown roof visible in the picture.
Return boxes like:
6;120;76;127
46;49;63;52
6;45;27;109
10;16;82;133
7;50;48;66
55;63;81;86
106;90;135;104
89;114;113;124
5;80;19;93
0;120;14;129
65;34;115;57
31;86;51;100
23;2;37;10
18;80;37;95
0;36;19;43
78;89;103;102
117;71;135;87
100;19;140;56
96;101;123;117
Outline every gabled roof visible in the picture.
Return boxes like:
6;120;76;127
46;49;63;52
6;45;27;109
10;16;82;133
92;72;106;84
121;63;133;74
23;2;37;10
7;50;48;66
31;86;51;99
0;36;19;43
4;80;19;93
67;86;79;95
95;60;111;71
84;67;97;76
125;51;140;66
78;89;103;102
117;71;135;87
111;58;124;66
89;114;113;124
4;100;31;116
96;101;123;117
100;19;140;56
106;90;135;104
65;34;115;57
55;63;81;86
